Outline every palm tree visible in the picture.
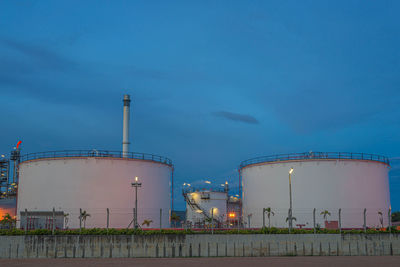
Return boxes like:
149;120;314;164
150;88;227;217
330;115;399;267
378;211;384;228
0;213;16;229
320;210;331;222
171;212;180;228
286;216;297;226
265;207;275;229
63;213;69;229
142;219;153;227
80;210;90;228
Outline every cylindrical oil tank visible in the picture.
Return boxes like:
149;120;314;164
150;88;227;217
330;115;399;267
240;152;391;229
185;189;227;226
16;151;173;229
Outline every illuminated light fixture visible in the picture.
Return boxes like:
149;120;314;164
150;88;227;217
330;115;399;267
183;183;186;186
228;212;236;218
135;176;138;182
205;181;211;184
196;210;203;213
289;167;294;174
225;181;228;184
235;194;239;197
221;184;225;187
187;184;191;186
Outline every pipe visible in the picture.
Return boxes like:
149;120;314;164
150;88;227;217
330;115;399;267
122;94;131;157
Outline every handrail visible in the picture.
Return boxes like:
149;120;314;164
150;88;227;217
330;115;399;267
19;150;173;166
239;152;389;169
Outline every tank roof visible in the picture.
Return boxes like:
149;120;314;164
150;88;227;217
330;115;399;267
239;151;389;169
19;150;173;166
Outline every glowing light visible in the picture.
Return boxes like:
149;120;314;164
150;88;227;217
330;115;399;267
225;181;228;184
196;210;203;213
289;167;294;174
235;194;239;197
135;176;138;182
228;212;236;218
183;183;186;186
187;184;191;186
205;181;211;184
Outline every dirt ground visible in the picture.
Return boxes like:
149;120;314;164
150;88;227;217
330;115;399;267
1;257;399;267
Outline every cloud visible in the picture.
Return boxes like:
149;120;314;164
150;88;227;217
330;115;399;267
0;38;77;71
212;111;259;124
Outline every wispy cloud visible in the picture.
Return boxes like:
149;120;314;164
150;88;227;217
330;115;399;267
212;111;259;124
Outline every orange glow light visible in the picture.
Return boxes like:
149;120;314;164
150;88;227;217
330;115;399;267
229;212;236;218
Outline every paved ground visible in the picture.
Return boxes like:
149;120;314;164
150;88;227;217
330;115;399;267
0;257;399;267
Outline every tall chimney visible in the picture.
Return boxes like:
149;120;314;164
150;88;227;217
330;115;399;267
122;94;131;157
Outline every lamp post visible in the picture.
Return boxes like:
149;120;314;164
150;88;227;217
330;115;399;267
288;167;294;231
131;176;142;229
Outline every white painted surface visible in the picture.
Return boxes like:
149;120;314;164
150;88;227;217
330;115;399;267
186;191;227;224
17;158;172;228
122;94;130;157
242;160;391;228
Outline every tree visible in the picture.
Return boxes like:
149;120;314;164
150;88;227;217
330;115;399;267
142;219;153;227
392;211;400;222
171;212;180;228
0;213;16;229
320;210;331;222
286;216;297;223
64;213;69;229
79;210;90;228
265;207;275;229
378;211;384;228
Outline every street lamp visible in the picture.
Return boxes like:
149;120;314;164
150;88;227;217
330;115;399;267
288;167;294;231
131;176;142;229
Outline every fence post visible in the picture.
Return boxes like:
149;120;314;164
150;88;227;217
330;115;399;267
288;209;291;234
313;208;316;234
133;208;135;229
211;208;214;234
106;208;109;234
363;208;367;233
79;208;82;234
160;208;162;230
338;208;341;234
388;207;392;234
25;208;28;234
262;208;265;228
52;207;55;235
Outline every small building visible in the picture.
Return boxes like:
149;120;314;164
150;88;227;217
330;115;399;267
20;211;64;230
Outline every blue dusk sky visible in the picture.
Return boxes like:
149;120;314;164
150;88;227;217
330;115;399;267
0;1;399;210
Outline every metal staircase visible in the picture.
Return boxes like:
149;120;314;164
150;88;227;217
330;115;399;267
183;192;222;225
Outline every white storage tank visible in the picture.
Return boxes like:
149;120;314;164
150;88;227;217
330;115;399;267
184;188;227;227
16;150;173;229
240;152;391;229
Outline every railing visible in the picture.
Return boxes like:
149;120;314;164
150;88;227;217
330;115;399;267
182;187;227;194
19;150;173;166
239;152;390;169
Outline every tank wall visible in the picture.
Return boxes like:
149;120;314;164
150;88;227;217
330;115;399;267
17;158;172;228
186;191;227;224
242;160;391;228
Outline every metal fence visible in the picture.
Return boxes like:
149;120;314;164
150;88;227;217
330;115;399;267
14;207;396;234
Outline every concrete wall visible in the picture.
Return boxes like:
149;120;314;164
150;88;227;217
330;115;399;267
0;234;399;258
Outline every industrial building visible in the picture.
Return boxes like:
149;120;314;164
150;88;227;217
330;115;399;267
0;94;393;230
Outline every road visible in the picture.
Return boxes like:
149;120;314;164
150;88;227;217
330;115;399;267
1;257;399;267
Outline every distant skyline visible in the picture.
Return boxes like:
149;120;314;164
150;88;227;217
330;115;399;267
1;1;399;210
